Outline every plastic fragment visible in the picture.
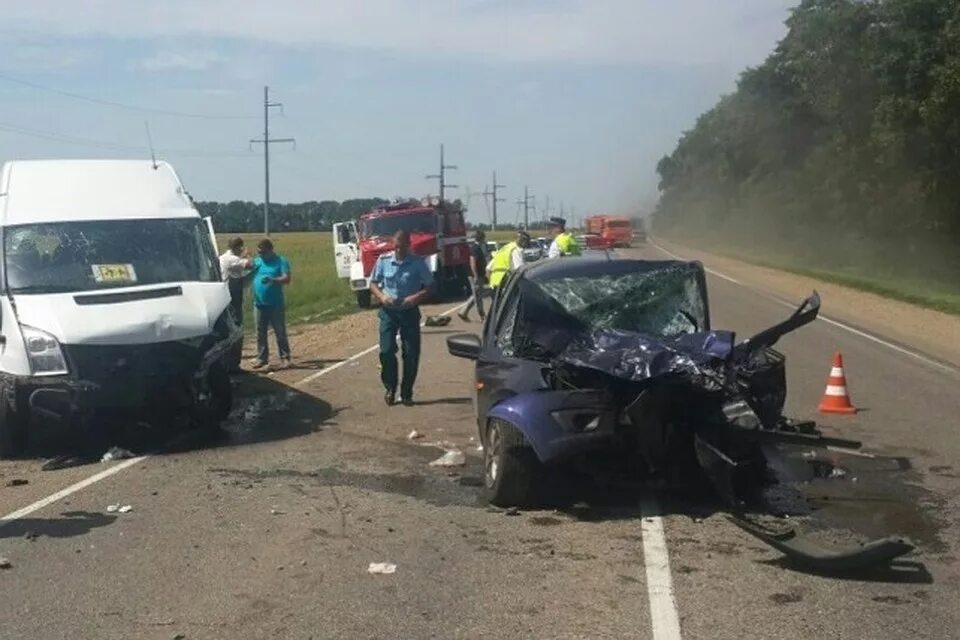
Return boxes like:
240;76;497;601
0;557;11;569
407;430;425;441
106;504;119;513
367;562;397;575
118;505;133;513
102;446;135;462
429;450;466;467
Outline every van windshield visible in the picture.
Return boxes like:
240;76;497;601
4;218;219;294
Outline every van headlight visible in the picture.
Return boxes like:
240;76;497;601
21;326;69;376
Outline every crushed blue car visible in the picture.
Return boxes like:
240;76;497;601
447;255;914;571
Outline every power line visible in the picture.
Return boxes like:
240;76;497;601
515;185;534;230
0;120;253;157
249;86;296;235
0;72;257;120
425;144;457;202
482;170;506;231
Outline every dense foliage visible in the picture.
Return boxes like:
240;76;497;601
655;0;960;273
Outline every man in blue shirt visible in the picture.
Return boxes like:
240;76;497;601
369;229;433;406
251;239;292;369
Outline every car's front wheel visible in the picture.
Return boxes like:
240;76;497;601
484;419;541;507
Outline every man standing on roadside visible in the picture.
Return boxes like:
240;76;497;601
487;230;531;289
369;229;433;406
546;217;581;258
219;237;252;373
458;229;490;322
251;239;292;370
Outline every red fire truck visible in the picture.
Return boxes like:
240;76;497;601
333;198;471;307
585;214;635;248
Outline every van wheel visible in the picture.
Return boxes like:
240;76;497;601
356;291;372;309
0;387;28;458
484;419;541;508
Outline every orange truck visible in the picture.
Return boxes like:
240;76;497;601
585;215;635;248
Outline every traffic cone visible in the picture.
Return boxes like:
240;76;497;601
818;352;857;415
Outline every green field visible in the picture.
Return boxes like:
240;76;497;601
218;231;356;327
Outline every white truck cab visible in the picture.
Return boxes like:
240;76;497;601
0;160;239;456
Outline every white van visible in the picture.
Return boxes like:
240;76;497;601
0;160;239;456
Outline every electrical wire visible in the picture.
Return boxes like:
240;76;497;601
0;120;255;158
0;72;257;120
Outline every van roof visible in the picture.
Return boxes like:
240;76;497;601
0;159;198;226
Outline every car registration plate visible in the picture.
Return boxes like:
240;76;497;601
91;263;138;284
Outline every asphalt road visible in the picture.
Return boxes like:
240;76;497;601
0;244;957;640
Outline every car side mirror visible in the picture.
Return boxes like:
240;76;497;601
447;333;481;360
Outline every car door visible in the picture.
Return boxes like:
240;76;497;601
332;222;358;279
475;271;526;433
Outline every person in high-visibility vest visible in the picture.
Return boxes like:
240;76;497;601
546;217;581;258
487;231;531;288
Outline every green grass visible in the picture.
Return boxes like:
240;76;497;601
660;233;960;316
219;232;356;327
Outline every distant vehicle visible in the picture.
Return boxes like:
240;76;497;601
522;243;543;262
576;233;613;250
333;198;471;307
0;159;238;456
585;214;634;247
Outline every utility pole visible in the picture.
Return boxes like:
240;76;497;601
515;185;534;230
543;195;551;223
425;144;458;202
250;86;295;236
482;171;506;230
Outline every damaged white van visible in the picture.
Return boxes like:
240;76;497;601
0;160;240;456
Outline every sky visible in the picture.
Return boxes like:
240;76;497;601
0;0;798;224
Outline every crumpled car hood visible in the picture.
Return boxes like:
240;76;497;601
557;329;735;385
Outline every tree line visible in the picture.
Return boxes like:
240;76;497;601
196;199;390;233
654;0;960;275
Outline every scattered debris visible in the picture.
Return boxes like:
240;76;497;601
23;530;39;541
429;450;466;468
407;430;425;441
107;504;133;514
505;507;521;516
101;446;135;462
42;454;92;471
424;315;451;327
106;504;119;513
0;557;11;569
728;515;914;572
5;478;28;487
118;505;133;514
367;562;397;575
270;508;285;516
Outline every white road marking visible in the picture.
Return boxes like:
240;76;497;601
0;302;467;528
295;302;465;386
640;498;683;640
651;242;958;374
0;456;146;530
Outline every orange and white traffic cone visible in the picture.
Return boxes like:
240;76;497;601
818;352;857;415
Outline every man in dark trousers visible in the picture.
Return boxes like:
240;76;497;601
218;237;252;373
458;229;490;322
251;238;292;370
369;229;433;406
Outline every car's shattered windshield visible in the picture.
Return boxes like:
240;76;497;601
532;265;707;337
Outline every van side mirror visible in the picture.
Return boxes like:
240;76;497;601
447;333;481;360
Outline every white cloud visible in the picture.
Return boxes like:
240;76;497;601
137;49;225;71
2;0;797;67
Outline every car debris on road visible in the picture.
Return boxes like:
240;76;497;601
429;450;467;467
367;562;397;575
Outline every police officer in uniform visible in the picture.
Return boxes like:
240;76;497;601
546;217;581;258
